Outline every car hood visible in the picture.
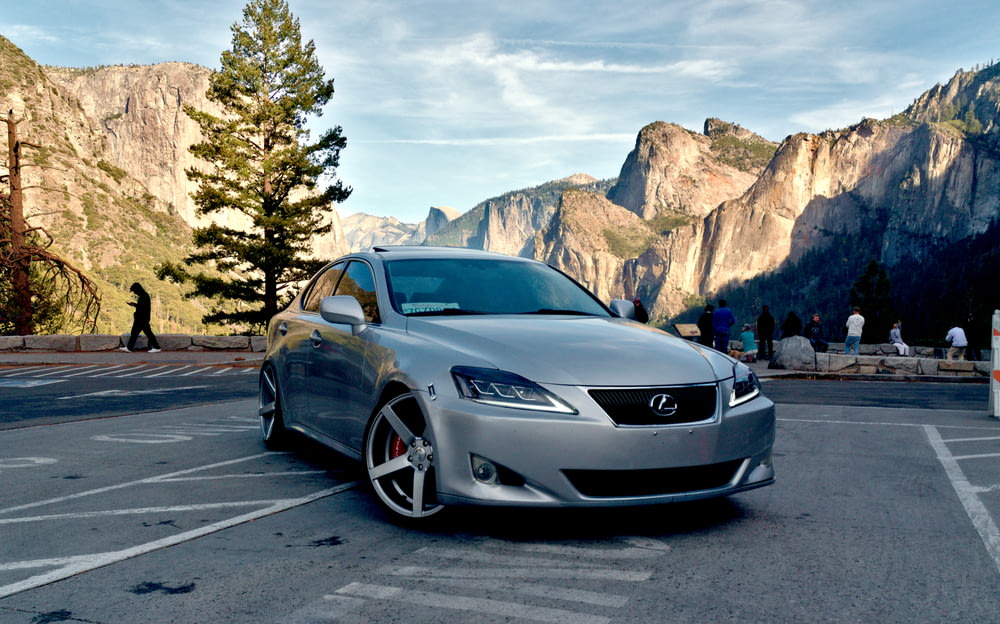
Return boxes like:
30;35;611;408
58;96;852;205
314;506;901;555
407;315;724;386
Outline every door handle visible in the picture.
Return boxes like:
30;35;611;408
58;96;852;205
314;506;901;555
310;329;323;348
278;321;288;336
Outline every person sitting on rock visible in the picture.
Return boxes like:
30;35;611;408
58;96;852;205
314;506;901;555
804;313;828;353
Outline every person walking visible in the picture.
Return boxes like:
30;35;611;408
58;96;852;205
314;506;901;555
844;306;864;356
712;299;736;353
756;305;775;359
889;321;909;356
696;304;715;348
122;282;161;353
945;324;968;360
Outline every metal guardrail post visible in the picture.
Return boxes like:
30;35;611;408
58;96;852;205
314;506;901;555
991;309;999;419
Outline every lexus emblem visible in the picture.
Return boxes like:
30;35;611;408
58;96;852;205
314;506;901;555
649;393;679;417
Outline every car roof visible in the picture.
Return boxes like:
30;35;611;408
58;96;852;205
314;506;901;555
364;246;532;262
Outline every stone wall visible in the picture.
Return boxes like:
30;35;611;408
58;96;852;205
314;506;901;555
768;336;992;377
0;335;267;352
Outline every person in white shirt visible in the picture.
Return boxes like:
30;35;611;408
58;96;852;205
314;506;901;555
844;307;864;356
889;321;909;356
945;325;968;360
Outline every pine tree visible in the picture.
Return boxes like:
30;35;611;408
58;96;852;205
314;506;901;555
159;0;350;331
849;259;893;341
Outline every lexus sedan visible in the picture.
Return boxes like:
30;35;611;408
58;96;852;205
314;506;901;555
259;246;774;522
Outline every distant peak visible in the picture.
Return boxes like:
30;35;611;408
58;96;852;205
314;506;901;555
558;173;598;185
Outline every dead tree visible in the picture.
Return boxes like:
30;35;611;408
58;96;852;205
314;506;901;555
1;110;100;335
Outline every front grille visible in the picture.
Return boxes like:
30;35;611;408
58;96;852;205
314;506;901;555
563;459;744;497
588;385;717;426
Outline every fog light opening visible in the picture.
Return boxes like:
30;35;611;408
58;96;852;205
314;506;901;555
471;455;499;485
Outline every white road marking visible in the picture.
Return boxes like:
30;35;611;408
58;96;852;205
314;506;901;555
0;500;291;525
59;385;211;400
924;425;1000;576
87;365;132;377
0;379;65;388
335;582;612;624
44;365;102;377
952;452;1000;460
0;457;59;469
114;365;172;378
0;453;278;516
427;576;630;608
145;365;193;377
0;366;71;377
386;564;651;582
0;483;357;599
91;433;193;443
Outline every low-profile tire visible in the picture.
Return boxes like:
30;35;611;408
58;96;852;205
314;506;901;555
363;391;446;522
258;364;289;449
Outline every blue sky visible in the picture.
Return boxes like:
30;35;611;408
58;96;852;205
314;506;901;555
6;0;999;223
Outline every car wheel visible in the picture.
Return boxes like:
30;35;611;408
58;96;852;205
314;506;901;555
258;364;288;449
363;391;445;521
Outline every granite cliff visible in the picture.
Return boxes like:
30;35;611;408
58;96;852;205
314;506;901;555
4;28;999;334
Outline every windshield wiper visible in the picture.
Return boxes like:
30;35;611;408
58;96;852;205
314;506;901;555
406;308;488;317
523;308;599;316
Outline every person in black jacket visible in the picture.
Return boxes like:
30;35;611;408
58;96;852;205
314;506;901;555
122;282;161;353
696;304;714;347
756;305;775;359
803;313;828;353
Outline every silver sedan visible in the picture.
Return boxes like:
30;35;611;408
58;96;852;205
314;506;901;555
259;246;775;523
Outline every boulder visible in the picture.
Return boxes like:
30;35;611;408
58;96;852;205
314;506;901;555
24;335;78;351
918;359;939;375
828;354;859;372
771;336;816;371
158;334;193;351
885;357;920;374
192;335;251;350
0;336;25;350
251;336;268;352
119;333;149;350
79;334;122;351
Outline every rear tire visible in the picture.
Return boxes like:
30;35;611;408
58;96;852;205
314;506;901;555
363;391;446;522
258;364;289;449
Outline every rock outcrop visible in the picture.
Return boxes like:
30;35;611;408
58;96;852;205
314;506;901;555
607;120;774;220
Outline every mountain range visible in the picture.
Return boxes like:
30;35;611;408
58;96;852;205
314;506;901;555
2;33;998;341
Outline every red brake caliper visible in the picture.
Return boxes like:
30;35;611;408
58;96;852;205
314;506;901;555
390;434;407;459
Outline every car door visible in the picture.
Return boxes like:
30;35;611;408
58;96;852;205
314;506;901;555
279;262;345;428
306;260;381;454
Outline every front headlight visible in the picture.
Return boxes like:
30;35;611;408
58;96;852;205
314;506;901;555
730;362;761;407
451;366;577;414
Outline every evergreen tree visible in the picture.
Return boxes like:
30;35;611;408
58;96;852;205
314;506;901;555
849;259;893;342
159;0;350;331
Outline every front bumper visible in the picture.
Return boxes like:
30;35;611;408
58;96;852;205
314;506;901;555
419;383;775;508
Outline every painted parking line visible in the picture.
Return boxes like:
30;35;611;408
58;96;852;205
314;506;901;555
0;366;65;378
287;537;663;624
145;365;193;377
924;425;1000;577
0;483;357;599
114;365;173;378
87;365;132;377
0;379;66;388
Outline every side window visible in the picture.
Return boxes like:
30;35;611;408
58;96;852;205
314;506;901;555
301;262;345;313
334;261;381;324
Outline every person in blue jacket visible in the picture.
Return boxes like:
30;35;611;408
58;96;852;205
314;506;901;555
712;299;736;352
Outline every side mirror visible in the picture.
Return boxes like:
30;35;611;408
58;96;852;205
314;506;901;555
320;295;367;333
609;299;636;320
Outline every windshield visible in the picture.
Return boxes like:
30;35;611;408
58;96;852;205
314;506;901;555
384;258;611;317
